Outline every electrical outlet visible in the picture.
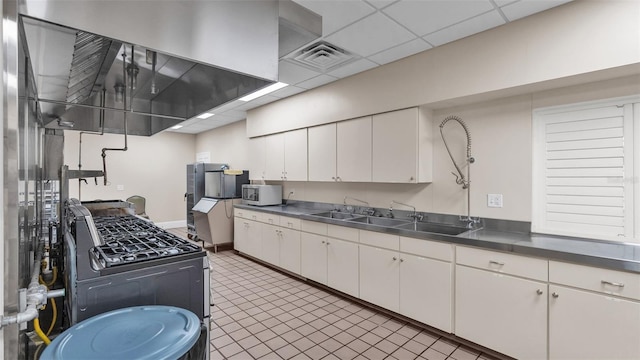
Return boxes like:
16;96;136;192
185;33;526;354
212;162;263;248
116;185;124;191
487;194;503;208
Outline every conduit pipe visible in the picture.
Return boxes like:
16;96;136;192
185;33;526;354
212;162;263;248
101;48;131;185
78;88;106;198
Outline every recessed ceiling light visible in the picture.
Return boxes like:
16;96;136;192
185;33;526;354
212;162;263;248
239;82;288;102
170;125;183;130
197;112;214;119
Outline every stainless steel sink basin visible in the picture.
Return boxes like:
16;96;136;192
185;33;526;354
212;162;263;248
395;222;470;235
310;211;363;220
347;216;411;227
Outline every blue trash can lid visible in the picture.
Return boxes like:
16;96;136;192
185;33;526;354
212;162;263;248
41;305;201;360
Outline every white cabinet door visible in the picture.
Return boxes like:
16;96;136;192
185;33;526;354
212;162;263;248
284;129;308;181
280;227;301;275
264;133;285;180
261;224;280;266
308;123;337;182
245;220;262;258
372;108;418;183
400;253;452;333
327;238;359;298
337;116;371;182
234;218;248;253
455;266;547;360
301;232;328;284
359;245;400;312
549;284;640;360
248;137;266;181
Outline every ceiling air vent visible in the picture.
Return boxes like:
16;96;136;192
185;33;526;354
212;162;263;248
290;41;355;72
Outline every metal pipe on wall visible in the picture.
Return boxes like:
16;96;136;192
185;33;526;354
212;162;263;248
101;49;130;186
78;88;106;198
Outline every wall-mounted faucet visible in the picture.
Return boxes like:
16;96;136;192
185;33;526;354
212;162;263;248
344;196;370;214
390;200;424;222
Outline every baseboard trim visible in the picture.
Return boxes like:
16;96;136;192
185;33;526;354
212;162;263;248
155;220;187;229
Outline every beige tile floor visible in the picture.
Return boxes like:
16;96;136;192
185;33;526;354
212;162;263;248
167;228;500;360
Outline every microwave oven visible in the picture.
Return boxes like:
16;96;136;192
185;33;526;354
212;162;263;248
241;185;282;206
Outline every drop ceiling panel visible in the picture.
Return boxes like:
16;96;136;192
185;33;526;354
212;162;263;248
368;38;432;65
297;74;339;89
278;60;322;85
325;12;416;57
501;0;572;21
293;0;376;36
328;58;378;78
383;0;495;36
270;85;307;98
423;10;505;47
365;0;400;10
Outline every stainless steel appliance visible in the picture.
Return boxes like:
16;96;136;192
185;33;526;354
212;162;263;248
204;170;249;199
242;184;283;206
63;200;210;357
186;163;227;238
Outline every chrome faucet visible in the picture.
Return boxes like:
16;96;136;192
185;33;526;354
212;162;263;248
343;196;370;215
390;200;424;222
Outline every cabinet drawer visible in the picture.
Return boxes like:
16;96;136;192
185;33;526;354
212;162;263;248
550;261;640;300
261;212;280;225
457;246;548;282
400;236;452;262
328;224;358;242
280;216;301;230
360;230;399;251
301;220;327;235
244;210;260;221
234;208;245;218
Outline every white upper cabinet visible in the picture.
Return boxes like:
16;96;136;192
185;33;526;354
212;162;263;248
263;129;308;181
308;123;337;182
307;107;432;183
264;132;285;181
373;107;432;183
337;116;372;182
284;129;308;181
248;136;266;181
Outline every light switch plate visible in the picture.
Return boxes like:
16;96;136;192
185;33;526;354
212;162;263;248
487;193;503;208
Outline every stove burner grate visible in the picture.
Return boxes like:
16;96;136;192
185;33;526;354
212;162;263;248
91;215;201;267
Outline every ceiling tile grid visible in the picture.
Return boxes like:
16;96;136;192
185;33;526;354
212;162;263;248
174;0;573;134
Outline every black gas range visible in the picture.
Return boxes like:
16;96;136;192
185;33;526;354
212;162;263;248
62;200;210;357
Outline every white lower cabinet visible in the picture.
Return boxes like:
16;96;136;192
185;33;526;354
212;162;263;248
399;253;452;333
327;238;359;298
548;260;640;360
359;245;400;312
235;219;261;258
279;227;301;274
455;265;547;360
300;232;328;284
261;224;280;266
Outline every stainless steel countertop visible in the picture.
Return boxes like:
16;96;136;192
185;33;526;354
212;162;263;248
235;203;640;274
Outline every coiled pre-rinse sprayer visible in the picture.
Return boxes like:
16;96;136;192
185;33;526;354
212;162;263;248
439;115;475;189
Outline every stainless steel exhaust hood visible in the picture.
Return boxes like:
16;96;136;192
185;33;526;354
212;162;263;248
18;0;321;136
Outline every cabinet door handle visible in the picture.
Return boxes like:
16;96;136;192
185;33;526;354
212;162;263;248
336;177;342;181
326;242;330;245
321;240;325;244
601;280;625;288
392;257;397;261
552;292;559;298
288;222;293;227
489;260;505;266
410;176;414;181
536;289;543;295
400;258;404;262
331;177;335;180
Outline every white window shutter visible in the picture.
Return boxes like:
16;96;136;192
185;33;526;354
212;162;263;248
533;97;638;242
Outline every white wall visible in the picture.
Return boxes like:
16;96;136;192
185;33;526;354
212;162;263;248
63;130;196;222
247;0;640;137
194;120;252;170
